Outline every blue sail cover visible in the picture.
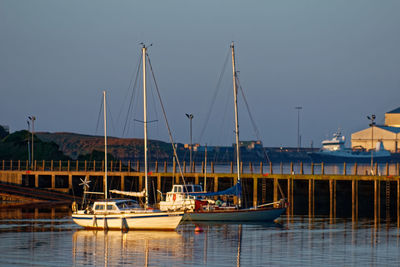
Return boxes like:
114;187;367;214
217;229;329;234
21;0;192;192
188;182;242;197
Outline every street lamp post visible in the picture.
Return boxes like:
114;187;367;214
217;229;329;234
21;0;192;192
28;116;36;169
186;113;194;172
295;107;302;152
367;114;376;175
27;120;31;166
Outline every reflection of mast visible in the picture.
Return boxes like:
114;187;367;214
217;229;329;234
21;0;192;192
104;231;109;267
236;224;242;267
145;239;149;267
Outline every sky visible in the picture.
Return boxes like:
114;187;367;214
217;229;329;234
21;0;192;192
1;0;399;148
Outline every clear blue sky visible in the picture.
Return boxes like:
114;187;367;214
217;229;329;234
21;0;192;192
1;0;399;147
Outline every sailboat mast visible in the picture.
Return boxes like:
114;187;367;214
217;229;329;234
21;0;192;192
103;90;108;200
142;45;149;208
231;42;241;207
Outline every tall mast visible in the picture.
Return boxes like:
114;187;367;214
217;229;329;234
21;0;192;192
142;45;149;208
103;90;108;200
231;42;241;207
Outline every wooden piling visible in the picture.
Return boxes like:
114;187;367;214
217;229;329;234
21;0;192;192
352;179;358;222
374;179;378;224
329;179;333;221
51;175;55;189
157;175;161;202
308;178;314;217
270;162;273;174
273;178;278;203
121;175;125;191
253;177;258;208
214;176;218;192
398;179;400;228
287;178;291;216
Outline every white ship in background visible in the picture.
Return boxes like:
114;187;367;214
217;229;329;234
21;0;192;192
308;130;391;163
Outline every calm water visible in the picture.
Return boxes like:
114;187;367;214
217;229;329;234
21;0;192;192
1;207;400;266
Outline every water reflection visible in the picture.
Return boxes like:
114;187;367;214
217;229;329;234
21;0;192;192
1;206;400;266
72;230;183;267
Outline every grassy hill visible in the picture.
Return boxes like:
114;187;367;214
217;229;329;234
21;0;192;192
0;130;70;161
36;132;174;161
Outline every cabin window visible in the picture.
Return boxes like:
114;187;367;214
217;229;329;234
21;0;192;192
194;185;202;192
95;204;105;210
183;186;193;193
175;187;182;193
107;205;116;210
117;201;139;210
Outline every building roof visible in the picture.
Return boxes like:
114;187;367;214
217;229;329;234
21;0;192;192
387;107;400;114
376;125;400;133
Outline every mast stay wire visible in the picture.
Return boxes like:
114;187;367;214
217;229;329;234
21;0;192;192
198;49;231;144
122;55;142;137
146;52;188;186
236;76;271;163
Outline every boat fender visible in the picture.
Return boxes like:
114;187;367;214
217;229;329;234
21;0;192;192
173;194;176;201
72;201;78;212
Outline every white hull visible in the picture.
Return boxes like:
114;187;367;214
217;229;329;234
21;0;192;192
72;211;183;230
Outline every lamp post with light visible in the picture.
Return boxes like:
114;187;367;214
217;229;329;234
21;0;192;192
295;107;302;152
367;114;376;174
186;113;194;172
28;116;36;169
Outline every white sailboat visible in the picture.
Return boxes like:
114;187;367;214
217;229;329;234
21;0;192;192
72;45;183;230
160;43;287;221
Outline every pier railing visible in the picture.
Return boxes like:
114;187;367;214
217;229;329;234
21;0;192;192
1;159;399;176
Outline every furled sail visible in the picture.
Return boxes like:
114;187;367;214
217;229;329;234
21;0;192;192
188;182;241;197
109;189;146;197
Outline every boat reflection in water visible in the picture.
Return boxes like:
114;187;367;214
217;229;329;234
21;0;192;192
71;221;282;267
72;230;183;266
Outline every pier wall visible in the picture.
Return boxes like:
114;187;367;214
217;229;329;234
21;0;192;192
1;160;400;222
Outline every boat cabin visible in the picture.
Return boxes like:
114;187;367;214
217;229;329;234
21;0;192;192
89;199;140;214
171;184;204;193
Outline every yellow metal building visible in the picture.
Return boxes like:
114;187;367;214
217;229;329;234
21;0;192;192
351;107;400;152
